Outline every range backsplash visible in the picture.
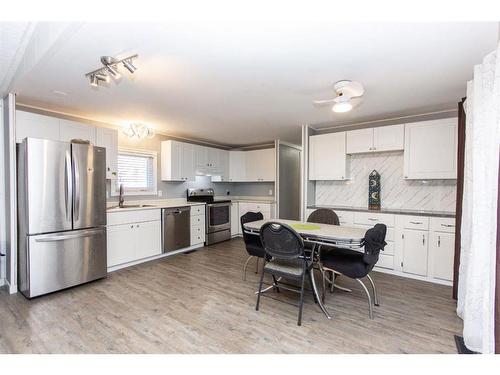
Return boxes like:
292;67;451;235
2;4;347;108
315;151;456;212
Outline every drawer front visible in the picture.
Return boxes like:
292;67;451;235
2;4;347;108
354;212;395;227
107;209;161;226
190;205;205;216
403;215;429;230
335;210;354;225
191;231;205;245
376;254;394;270
191;223;204;236
191;215;205;226
430;217;455;233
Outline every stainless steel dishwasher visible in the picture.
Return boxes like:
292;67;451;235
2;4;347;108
162;206;191;253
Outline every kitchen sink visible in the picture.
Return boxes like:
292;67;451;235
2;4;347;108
107;204;156;210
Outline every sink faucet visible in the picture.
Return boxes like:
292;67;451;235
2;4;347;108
119;183;125;208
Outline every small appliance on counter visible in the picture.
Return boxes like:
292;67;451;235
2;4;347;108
187;188;231;245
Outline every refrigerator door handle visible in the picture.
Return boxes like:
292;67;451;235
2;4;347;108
73;154;80;221
35;228;104;242
65;149;73;222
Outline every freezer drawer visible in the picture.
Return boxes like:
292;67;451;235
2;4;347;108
21;228;107;298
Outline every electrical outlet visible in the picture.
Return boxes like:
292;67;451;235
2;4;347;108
158;190;163;197
268;189;273;196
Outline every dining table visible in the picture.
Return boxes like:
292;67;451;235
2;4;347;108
243;219;368;320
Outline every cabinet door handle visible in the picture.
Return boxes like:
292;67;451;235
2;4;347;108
422;235;425;246
410;221;423;225
441;224;454;228
368;218;378;221
438;235;441;247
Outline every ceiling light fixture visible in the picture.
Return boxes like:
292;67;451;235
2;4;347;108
85;53;138;87
332;101;353;113
122;59;137;73
123;123;155;139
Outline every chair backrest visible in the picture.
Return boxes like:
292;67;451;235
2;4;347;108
363;223;387;266
307;209;340;226
259;222;305;260
240;211;264;244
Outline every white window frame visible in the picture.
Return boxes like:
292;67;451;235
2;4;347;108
112;147;158;196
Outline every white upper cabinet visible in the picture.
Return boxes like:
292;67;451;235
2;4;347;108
15;110;60;143
210;149;230;181
229;151;246;182
59;119;96;144
346;124;404;154
373;124;404;152
161;140;195;181
404;118;457;179
95;127;118;180
245;148;275;182
309;132;349;181
346;128;373;154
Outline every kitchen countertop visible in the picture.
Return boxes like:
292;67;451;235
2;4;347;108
307;205;455;218
106;199;205;213
106;196;275;213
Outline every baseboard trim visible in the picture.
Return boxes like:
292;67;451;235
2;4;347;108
373;267;452;286
107;243;205;273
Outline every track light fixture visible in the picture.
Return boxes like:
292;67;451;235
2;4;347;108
85;54;138;87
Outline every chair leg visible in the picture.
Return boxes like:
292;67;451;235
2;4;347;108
272;275;280;293
366;274;379;306
242;255;253;281
255;257;259;273
320;268;327;303
297;271;306;326
255;269;266;311
330;271;335;293
356;278;373;319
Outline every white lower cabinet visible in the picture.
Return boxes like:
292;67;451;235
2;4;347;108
230;202;240;236
107;219;161;268
232;201;275;236
402;229;428;276
428;217;456;281
190;205;206;246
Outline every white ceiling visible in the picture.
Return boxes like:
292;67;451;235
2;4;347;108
9;21;499;146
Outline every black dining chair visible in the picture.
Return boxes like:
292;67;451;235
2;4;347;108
318;223;387;319
306;208;343;292
240;212;266;280
307;208;340;226
256;222;311;326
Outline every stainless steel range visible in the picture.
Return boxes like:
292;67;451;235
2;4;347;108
187;188;231;245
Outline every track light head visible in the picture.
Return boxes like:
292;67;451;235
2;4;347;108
106;65;121;79
95;73;110;83
122;59;137;73
90;75;98;87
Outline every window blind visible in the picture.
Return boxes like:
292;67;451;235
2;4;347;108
117;151;155;193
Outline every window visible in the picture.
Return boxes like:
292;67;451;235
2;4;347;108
113;148;157;195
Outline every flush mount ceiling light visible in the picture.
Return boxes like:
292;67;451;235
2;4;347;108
85;54;138;87
123;123;155;139
313;80;364;113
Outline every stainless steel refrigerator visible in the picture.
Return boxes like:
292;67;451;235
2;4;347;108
17;138;107;298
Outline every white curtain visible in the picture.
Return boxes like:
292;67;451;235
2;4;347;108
457;41;500;354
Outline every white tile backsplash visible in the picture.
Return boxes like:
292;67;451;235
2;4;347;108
315;151;456;212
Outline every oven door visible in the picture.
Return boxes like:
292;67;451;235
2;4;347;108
206;203;231;233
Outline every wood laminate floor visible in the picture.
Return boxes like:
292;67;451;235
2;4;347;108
0;238;462;353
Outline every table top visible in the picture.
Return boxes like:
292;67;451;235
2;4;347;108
243;219;367;243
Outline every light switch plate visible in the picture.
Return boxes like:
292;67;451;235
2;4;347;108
158;190;163;197
268;189;273;196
